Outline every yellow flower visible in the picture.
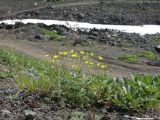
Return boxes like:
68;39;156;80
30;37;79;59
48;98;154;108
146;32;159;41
63;52;68;56
51;59;55;63
97;63;101;66
98;56;104;61
70;49;74;53
85;61;89;65
71;64;78;69
59;52;63;55
80;51;85;55
89;62;93;65
59;51;68;56
100;65;107;69
90;53;94;56
71;53;79;58
53;55;59;59
44;54;49;57
83;55;88;60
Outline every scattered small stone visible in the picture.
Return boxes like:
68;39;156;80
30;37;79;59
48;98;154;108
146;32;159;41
34;2;38;6
1;109;11;117
148;60;160;67
56;117;63;120
24;110;37;120
101;109;107;114
40;105;50;113
57;100;65;108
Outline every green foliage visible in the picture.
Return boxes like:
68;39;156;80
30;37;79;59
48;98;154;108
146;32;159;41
0;69;14;79
119;54;138;63
1;48;160;111
69;112;86;120
138;51;157;60
103;75;160;110
41;28;64;41
119;51;157;63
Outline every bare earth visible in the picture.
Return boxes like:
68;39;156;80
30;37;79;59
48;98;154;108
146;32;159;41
1;39;159;78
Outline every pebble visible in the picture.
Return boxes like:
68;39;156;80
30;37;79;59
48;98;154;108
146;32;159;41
24;110;37;120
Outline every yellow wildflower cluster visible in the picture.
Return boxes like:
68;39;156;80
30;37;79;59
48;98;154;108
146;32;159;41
53;55;59;59
59;52;68;56
71;53;79;58
44;49;108;70
98;56;104;61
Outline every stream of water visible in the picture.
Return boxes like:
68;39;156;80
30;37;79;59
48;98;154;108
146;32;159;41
0;19;160;35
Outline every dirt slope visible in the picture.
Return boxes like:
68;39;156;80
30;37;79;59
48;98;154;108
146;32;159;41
1;39;159;78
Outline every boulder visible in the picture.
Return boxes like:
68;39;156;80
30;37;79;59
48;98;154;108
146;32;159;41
34;34;43;40
148;60;160;67
155;45;160;53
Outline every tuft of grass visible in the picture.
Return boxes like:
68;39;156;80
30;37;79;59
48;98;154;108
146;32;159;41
119;51;157;63
41;28;64;41
1;48;160;111
0;68;14;79
138;51;157;60
119;54;138;63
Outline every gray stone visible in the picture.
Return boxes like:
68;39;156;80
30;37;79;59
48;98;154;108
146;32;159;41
1;109;11;117
44;35;54;41
101;108;107;114
57;100;65;108
148;60;160;67
77;13;85;19
155;45;160;53
24;110;37;120
34;34;43;40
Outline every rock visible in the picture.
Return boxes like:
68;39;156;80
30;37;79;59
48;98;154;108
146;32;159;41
88;35;96;40
61;111;69;120
1;109;11;117
56;117;63;120
40;105;50;113
24;110;37;120
148;60;160;67
155;45;160;53
44;35;54;41
57;100;65;108
55;26;68;35
34;34;43;40
101;108;107;114
88;31;99;36
34;34;54;41
77;13;85;20
102;115;111;120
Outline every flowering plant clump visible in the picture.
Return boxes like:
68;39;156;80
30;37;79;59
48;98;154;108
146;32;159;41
45;49;108;71
3;48;160;110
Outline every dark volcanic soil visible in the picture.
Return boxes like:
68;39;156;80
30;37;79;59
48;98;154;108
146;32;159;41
1;22;160;52
1;1;160;120
1;1;160;25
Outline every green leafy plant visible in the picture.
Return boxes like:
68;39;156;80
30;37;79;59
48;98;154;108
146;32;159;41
138;51;157;60
1;48;160;111
119;54;138;63
41;28;64;41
